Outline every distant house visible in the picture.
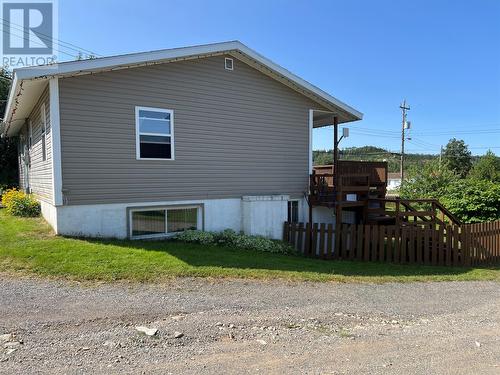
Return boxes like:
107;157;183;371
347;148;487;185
387;172;402;190
1;41;362;239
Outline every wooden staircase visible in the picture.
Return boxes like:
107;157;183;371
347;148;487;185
309;162;460;228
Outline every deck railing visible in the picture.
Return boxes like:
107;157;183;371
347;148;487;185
368;197;461;226
310;161;388;208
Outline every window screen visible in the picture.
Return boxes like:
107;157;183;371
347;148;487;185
167;208;198;233
132;210;165;237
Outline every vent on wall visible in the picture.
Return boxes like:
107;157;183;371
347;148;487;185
224;57;234;71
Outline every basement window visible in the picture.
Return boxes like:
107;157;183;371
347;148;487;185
224;57;234;71
130;206;200;239
135;106;174;160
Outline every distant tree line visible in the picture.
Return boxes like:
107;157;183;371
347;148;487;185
313;146;442;173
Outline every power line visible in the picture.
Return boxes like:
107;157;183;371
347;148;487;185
349;130;400;139
411;130;500;136
408;138;441;149
1;18;101;57
345;126;500;136
2;27;80;59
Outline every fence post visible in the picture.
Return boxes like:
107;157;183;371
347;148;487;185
378;225;385;262
356;224;364;261
334;223;341;260
297;222;304;255
304;222;311;256
363;225;371;262
283;222;290;243
319;223;326;259
326;224;334;259
311;223;319;257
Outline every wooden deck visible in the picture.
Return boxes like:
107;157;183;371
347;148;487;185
309;161;460;227
309;161;388;223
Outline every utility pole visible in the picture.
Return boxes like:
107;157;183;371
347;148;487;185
333;116;339;189
400;100;410;186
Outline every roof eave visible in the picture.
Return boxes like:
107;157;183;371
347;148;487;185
3;41;363;136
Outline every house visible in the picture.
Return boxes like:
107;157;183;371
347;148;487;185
1;41;362;239
387;172;402;191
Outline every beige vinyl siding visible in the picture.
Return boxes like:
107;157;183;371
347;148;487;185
18;85;53;202
59;55;326;205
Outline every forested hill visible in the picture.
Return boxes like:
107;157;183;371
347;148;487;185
313;146;438;173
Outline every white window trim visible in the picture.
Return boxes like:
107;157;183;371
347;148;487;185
41;102;47;162
135;106;175;161
224;57;234;71
129;205;202;239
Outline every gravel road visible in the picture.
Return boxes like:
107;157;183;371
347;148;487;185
0;275;499;374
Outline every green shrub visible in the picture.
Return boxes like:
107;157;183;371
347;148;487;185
1;188;40;217
441;179;500;223
213;229;240;246
175;229;295;255
175;230;215;245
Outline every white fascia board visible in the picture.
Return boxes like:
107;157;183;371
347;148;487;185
3;75;18;124
5;41;363;131
13;41;243;80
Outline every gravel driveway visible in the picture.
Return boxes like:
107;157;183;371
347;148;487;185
0;275;499;374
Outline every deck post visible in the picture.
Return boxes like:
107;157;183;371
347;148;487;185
395;198;401;228
333;116;340;253
308;172;314;251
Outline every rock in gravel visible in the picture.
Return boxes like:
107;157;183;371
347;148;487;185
228;324;235;329
174;331;184;339
171;315;184;321
135;326;158;336
0;334;13;343
5;348;17;355
475;341;481;348
215;322;224;327
256;339;267;346
3;341;21;349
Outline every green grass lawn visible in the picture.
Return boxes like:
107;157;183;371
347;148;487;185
0;210;498;283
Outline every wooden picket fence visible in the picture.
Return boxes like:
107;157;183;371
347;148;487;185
283;221;500;267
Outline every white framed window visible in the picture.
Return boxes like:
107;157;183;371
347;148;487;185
287;200;300;223
135;106;174;160
41;103;47;161
129;206;201;239
224;57;234;71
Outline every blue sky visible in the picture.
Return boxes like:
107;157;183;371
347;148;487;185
57;0;500;155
